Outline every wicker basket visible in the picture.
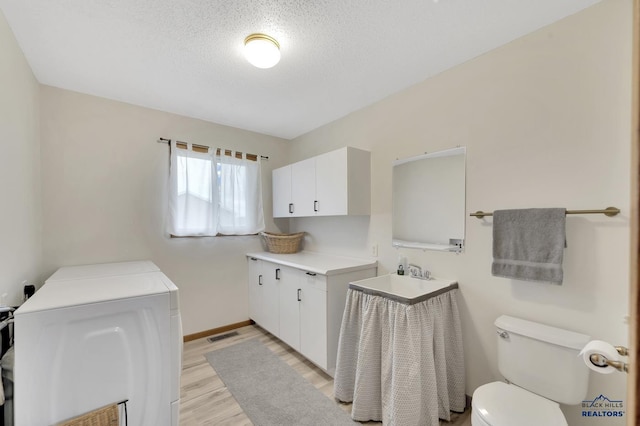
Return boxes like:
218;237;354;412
260;231;305;254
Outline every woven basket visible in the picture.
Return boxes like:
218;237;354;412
260;232;305;254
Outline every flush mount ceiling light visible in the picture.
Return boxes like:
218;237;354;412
244;33;281;69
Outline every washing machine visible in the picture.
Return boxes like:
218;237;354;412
14;262;182;425
45;260;160;282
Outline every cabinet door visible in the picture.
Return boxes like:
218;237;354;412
299;273;328;369
291;158;316;217
247;258;264;325
315;148;348;216
261;263;280;336
272;166;292;218
278;266;301;350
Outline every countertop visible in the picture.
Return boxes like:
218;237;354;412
246;251;377;276
349;274;458;305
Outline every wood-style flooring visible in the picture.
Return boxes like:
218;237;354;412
179;324;471;426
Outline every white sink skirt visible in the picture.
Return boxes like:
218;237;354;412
333;288;465;426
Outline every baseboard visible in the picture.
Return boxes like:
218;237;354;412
183;319;255;342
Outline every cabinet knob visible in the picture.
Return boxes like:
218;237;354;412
258;274;263;285
314;200;319;212
289;203;294;214
275;268;281;280
297;288;302;302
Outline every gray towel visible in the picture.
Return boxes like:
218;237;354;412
492;208;566;284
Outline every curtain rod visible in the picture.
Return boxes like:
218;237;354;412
470;207;620;219
157;137;269;160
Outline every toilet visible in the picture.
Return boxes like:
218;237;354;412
471;315;590;426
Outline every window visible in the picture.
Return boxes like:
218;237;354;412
167;141;265;237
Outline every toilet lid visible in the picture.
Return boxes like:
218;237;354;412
473;382;567;426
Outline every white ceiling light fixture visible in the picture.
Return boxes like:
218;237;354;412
244;33;281;69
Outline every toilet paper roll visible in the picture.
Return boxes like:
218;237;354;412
579;340;620;374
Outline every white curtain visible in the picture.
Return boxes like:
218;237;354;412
167;141;264;236
217;153;265;235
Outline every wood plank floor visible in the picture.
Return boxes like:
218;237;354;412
180;324;471;426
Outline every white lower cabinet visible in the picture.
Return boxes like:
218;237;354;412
278;265;302;350
247;257;279;336
299;273;328;368
247;257;263;323
279;268;328;368
246;253;377;376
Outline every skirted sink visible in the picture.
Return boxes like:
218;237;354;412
336;272;465;424
348;273;457;304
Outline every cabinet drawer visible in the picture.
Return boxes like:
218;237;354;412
302;271;327;292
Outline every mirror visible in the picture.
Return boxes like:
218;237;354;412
392;146;466;252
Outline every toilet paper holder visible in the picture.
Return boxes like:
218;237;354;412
588;345;629;373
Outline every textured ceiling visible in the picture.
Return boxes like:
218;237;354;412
1;0;601;140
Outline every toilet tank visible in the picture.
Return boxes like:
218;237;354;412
495;315;590;405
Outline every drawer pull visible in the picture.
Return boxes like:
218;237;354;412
306;272;317;277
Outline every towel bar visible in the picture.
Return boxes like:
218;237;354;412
470;206;620;219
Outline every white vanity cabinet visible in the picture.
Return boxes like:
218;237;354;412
246;251;377;376
272;146;371;218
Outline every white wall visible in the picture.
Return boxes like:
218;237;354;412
289;1;632;424
39;87;290;335
0;9;42;306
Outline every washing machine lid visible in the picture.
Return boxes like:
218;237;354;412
473;382;567;426
46;260;160;282
16;272;176;315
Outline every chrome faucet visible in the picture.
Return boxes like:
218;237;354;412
408;264;430;280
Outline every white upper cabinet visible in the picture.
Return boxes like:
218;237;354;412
272;147;371;218
272;166;292;217
314;149;346;216
291;158;316;217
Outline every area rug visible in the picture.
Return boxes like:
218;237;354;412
205;338;357;426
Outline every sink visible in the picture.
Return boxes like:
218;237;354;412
349;274;457;304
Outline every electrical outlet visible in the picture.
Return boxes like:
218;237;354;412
371;243;378;257
449;239;464;252
23;281;35;300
